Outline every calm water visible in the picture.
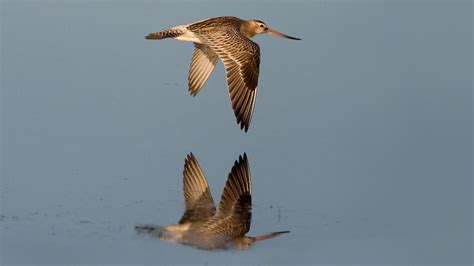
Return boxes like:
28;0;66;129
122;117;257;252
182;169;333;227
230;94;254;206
1;0;472;265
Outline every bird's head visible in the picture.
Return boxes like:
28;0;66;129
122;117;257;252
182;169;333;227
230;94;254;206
242;20;301;40
231;236;256;249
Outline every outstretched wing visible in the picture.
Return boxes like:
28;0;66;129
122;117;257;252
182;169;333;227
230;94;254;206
199;29;260;132
196;153;252;238
188;43;218;96
178;153;216;224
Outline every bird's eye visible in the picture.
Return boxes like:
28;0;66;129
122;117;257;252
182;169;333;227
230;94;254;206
259;24;264;28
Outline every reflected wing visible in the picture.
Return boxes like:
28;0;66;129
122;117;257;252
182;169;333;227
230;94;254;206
188;43;218;96
196;153;252;237
200;29;260;132
178;153;216;224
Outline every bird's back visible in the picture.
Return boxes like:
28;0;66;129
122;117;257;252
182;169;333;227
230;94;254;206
188;16;243;32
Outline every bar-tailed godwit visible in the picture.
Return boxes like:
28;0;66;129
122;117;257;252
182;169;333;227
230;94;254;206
135;153;290;250
146;16;300;132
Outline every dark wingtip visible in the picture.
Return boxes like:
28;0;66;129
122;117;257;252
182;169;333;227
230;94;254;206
238;153;248;165
187;152;195;160
241;122;250;132
184;153;198;170
230;153;249;177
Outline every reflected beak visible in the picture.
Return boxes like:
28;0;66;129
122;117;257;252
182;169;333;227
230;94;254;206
254;231;290;241
267;28;301;40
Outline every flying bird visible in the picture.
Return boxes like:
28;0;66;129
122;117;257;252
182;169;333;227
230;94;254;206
135;153;290;250
145;16;300;132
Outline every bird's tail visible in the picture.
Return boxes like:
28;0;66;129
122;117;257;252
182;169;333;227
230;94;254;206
145;28;183;40
135;224;160;234
254;231;290;241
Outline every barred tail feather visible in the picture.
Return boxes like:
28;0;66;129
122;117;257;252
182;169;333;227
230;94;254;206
135;224;160;233
145;29;183;40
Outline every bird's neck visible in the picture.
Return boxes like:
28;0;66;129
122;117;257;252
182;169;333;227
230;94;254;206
240;21;257;38
229;236;255;249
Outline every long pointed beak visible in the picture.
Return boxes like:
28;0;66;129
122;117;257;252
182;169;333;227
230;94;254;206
267;29;301;40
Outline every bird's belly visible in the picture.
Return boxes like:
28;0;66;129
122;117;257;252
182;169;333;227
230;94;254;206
158;223;191;242
179;232;230;250
174;33;202;43
172;26;203;43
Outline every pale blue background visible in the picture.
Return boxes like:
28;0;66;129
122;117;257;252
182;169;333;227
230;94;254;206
1;0;472;265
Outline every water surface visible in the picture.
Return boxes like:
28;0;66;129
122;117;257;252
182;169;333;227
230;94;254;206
1;0;472;265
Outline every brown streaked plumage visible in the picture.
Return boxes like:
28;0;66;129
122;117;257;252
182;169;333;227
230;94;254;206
145;16;300;132
178;153;216;224
135;153;290;250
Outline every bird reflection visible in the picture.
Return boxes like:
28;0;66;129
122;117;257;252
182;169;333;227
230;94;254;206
135;153;289;250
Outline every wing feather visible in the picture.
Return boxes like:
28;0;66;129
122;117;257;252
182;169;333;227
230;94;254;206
178;153;216;224
196;153;252;238
188;43;218;96
199;29;260;132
